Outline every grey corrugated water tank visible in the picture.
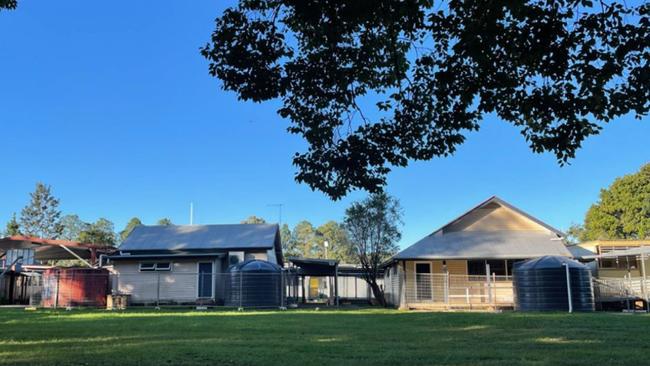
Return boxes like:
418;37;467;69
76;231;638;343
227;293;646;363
225;260;282;308
513;256;594;312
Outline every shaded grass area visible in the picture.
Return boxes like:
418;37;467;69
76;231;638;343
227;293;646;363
0;308;648;365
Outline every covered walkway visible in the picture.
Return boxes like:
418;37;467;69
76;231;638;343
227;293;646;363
584;247;650;311
0;236;113;305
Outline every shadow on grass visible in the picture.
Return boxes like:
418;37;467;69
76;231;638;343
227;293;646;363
0;309;648;365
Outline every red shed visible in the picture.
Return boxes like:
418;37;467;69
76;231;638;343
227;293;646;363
42;268;109;307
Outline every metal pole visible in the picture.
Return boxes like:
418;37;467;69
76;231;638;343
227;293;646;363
399;263;407;309
444;271;449;304
156;272;160;308
57;245;93;268
485;263;492;304
334;263;339;307
492;273;496;306
55;271;60;308
625;273;631;311
640;247;648;312
239;272;243;309
564;263;573;313
280;272;285;309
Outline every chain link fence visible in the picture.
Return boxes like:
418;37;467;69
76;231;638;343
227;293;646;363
7;267;648;311
4;270;382;309
14;271;299;309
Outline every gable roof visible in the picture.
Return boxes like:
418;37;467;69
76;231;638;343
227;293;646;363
395;231;570;260
433;196;565;236
119;224;280;252
393;196;570;260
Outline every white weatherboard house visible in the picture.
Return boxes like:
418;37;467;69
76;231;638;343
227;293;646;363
107;224;283;305
383;196;571;309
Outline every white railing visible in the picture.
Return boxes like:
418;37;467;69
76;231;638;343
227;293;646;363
400;273;514;308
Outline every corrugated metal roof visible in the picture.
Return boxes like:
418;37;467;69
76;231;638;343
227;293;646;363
394;231;571;260
566;244;597;259
582;246;650;259
118;224;279;251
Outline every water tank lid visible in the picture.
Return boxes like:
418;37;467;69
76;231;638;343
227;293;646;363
515;255;586;270
231;259;282;273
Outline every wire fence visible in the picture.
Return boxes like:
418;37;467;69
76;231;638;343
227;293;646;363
385;271;650;311
32;271;300;309
3;268;649;311
4;271;378;309
391;273;515;308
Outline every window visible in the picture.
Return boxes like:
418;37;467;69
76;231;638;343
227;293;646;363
468;260;508;276
139;263;155;271
155;262;171;271
468;260;486;276
486;260;506;276
139;262;171;272
506;259;526;276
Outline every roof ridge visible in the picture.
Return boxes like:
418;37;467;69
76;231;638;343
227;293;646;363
137;223;278;228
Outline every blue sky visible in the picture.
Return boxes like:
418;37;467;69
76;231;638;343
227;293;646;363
1;1;648;248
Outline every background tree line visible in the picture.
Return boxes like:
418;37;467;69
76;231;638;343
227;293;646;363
3;182;175;247
242;193;402;305
4;184;402;304
566;163;650;243
241;215;357;263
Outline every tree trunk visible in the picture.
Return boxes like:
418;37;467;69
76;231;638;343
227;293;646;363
368;279;386;307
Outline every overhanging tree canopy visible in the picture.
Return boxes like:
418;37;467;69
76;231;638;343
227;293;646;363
203;0;649;199
0;0;17;11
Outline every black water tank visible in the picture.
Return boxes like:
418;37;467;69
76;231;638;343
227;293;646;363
513;256;594;312
225;260;283;308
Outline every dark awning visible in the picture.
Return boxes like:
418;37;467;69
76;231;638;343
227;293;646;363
0;236;114;263
288;257;339;276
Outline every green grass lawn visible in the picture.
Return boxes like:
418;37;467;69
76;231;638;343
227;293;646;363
0;308;648;366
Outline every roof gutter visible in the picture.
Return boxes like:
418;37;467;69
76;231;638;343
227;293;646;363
108;252;226;260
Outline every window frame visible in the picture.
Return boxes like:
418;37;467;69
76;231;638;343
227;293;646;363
155;262;172;271
139;262;172;272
